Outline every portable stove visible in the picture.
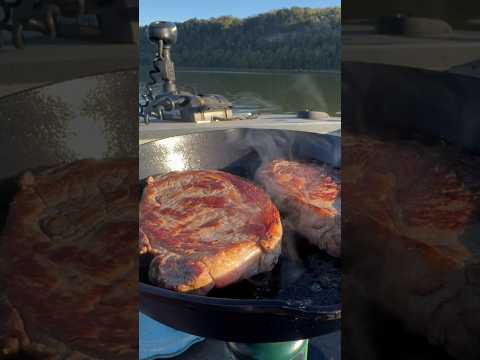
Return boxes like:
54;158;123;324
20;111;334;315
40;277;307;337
140;21;233;124
226;340;309;360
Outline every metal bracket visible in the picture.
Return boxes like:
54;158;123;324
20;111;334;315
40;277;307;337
0;0;62;48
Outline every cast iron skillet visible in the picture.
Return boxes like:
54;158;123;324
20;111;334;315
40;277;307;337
139;128;341;343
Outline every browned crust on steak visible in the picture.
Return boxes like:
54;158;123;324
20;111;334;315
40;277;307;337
139;170;283;295
256;160;341;257
1;159;138;359
343;133;477;264
343;131;480;360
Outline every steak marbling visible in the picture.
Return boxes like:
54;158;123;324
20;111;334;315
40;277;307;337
1;159;138;359
257;160;341;257
140;170;283;295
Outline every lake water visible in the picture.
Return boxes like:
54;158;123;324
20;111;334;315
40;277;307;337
140;69;341;115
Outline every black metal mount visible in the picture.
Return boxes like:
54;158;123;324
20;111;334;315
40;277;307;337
0;0;61;48
140;20;233;124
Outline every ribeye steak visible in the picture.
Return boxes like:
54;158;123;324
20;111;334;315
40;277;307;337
256;160;341;257
343;132;480;360
139;170;283;295
0;159;138;359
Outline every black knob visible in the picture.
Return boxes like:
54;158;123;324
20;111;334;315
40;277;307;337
148;21;178;46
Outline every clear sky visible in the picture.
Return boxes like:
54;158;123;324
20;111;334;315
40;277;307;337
140;0;340;25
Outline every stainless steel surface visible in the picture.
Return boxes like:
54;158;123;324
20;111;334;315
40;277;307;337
139;114;341;143
0;70;138;178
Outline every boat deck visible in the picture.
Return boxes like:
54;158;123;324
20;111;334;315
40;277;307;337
139;114;341;143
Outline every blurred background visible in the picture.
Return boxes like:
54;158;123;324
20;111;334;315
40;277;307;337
342;1;480;360
0;0;138;96
343;0;480;70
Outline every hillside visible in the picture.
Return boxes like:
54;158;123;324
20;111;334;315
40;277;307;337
139;7;341;73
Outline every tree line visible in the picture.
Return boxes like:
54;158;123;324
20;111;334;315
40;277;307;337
140;7;341;72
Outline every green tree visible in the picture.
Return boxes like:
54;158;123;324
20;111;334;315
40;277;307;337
139;7;340;73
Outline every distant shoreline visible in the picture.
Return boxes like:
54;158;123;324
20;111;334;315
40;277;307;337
139;66;340;78
140;66;341;83
176;67;340;74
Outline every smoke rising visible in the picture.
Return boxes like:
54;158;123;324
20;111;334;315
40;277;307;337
224;129;341;261
292;74;330;113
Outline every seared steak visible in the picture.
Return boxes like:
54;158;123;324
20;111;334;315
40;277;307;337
256;160;341;257
140;170;282;295
1;159;138;359
343;132;480;360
